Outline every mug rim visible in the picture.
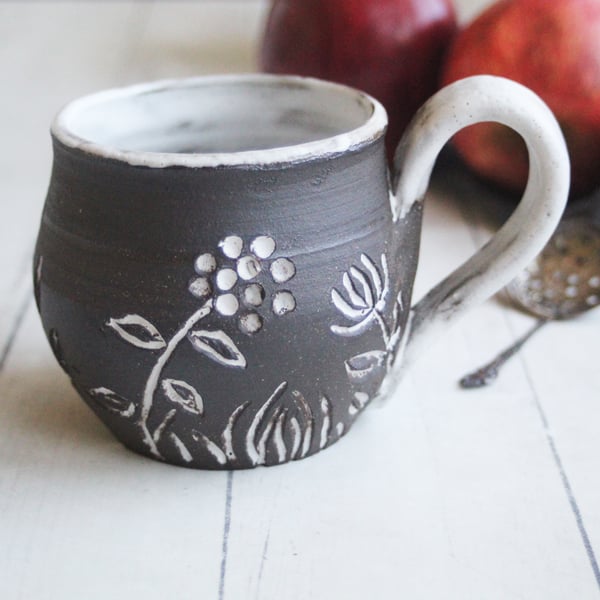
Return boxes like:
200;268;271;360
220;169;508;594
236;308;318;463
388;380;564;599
51;74;388;168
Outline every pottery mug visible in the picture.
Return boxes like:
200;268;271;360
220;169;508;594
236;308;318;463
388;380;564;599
34;74;569;469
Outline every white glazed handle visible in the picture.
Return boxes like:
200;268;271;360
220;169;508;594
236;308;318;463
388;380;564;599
392;75;570;371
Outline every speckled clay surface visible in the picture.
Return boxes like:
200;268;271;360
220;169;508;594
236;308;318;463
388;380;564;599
34;75;569;468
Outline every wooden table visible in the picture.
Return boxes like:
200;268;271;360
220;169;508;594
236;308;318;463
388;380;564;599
2;2;599;598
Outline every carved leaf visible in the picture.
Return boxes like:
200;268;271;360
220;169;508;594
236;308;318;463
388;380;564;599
349;392;370;416
169;433;193;464
291;390;314;458
188;329;247;369
222;401;251;462
344;350;387;382
89;387;135;418
193;431;227;466
319;396;332;450
256;406;284;464
289;416;302;460
273;411;288;464
161;379;203;415
106;315;166;350
246;381;288;466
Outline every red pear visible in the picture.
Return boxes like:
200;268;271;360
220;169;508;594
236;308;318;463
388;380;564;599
442;0;600;198
260;0;457;157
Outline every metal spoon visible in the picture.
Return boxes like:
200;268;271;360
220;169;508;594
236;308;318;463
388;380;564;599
460;214;600;388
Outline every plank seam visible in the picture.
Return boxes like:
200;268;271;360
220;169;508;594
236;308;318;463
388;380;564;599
218;471;234;600
524;368;600;593
0;288;32;373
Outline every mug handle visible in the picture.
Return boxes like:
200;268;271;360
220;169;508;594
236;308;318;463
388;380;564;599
390;75;570;373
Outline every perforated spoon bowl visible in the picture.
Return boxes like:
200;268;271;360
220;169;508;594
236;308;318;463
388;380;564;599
460;215;600;388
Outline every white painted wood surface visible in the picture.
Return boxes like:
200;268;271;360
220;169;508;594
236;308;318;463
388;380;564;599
1;1;599;599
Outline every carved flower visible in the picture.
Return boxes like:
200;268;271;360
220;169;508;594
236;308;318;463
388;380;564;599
331;253;404;399
330;254;389;337
189;235;297;334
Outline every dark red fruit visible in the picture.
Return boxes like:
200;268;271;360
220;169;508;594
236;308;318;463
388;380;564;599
260;0;458;158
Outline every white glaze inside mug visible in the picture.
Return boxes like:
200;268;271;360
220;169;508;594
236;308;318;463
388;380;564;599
53;74;388;168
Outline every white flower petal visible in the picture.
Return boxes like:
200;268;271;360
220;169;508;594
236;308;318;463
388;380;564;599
219;236;243;259
250;235;276;259
349;266;374;308
331;288;370;321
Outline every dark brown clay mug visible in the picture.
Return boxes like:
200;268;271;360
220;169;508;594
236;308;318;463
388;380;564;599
34;74;569;469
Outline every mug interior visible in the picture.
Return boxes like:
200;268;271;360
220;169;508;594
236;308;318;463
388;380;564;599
53;75;387;167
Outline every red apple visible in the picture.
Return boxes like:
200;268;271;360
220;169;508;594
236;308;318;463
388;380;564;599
260;0;457;158
441;0;600;198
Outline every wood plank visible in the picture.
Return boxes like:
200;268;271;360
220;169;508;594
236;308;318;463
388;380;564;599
504;290;600;588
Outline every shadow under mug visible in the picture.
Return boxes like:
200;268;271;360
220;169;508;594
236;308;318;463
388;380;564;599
34;74;569;469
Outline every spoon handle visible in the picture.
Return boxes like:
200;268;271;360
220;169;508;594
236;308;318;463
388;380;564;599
459;318;549;389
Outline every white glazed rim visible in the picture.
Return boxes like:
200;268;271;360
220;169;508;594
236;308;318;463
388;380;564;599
51;74;388;168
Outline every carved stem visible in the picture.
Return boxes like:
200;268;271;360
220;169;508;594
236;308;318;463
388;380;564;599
374;310;391;348
139;300;213;457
